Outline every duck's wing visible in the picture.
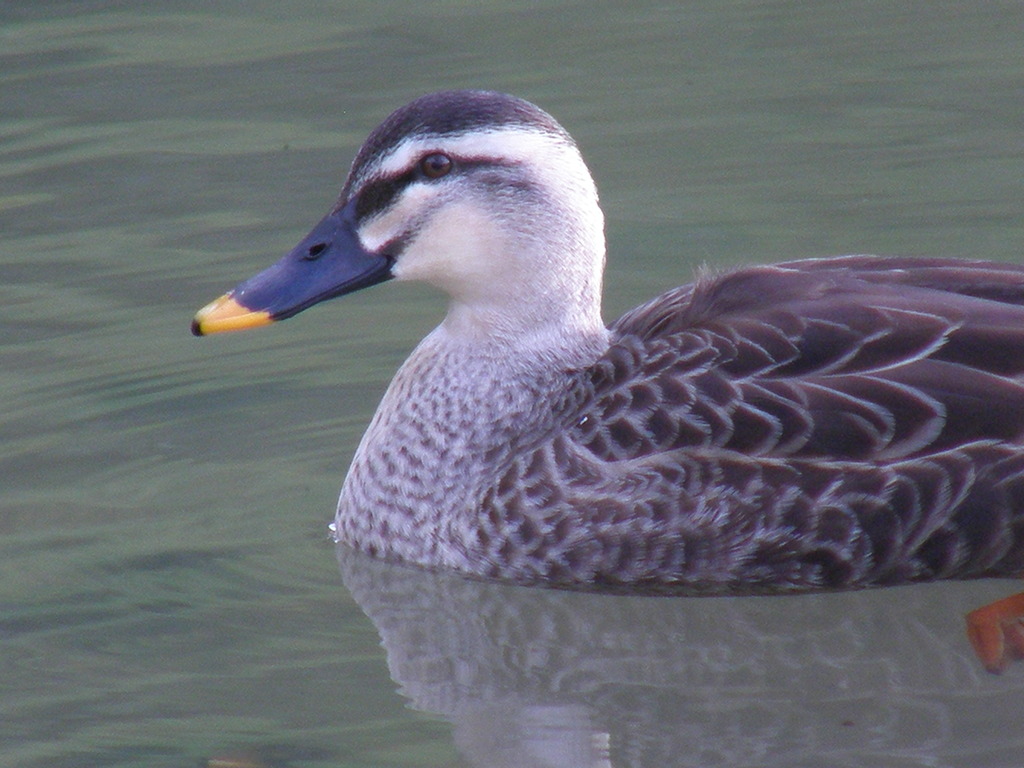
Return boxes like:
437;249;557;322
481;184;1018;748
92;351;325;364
579;256;1024;463
477;257;1024;591
513;256;1024;589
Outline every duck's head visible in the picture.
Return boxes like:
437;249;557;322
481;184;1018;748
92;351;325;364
192;90;606;342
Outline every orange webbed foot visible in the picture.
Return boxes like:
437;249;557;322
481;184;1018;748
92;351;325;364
965;592;1024;674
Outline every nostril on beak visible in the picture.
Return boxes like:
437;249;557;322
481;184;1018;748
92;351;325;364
305;242;328;261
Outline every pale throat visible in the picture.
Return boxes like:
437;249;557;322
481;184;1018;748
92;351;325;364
394;206;607;358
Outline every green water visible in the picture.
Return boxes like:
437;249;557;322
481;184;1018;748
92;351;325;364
2;1;1024;766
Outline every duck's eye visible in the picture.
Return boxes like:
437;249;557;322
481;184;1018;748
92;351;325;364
419;152;453;179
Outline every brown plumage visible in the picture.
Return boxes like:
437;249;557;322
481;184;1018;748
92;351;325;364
193;91;1024;670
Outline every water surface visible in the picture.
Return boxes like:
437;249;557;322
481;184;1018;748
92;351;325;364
2;1;1024;766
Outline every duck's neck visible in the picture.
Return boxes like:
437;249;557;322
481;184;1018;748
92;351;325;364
334;318;609;568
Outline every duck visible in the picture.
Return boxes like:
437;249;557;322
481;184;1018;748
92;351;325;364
193;89;1024;672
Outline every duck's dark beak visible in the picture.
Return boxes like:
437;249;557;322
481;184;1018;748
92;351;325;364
191;199;393;336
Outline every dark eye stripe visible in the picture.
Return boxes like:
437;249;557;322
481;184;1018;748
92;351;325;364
352;156;519;222
354;168;417;221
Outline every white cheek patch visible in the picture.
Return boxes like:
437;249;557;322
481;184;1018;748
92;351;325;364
354;128;573;253
391;201;504;288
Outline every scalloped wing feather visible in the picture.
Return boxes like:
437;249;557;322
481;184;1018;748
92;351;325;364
596;257;1024;462
478;257;1024;588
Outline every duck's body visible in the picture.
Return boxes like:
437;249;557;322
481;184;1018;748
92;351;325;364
193;90;1024;596
339;254;1024;590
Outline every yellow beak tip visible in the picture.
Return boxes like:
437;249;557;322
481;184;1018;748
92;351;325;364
191;294;274;336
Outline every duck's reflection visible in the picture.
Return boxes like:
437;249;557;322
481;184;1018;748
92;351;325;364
336;545;1014;767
